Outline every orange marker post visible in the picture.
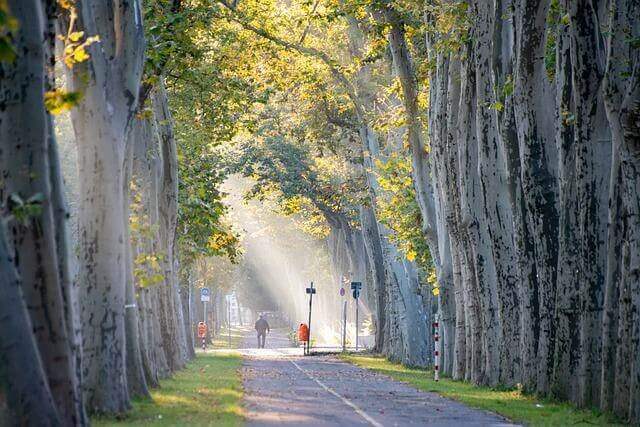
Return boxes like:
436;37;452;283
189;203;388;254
198;321;208;351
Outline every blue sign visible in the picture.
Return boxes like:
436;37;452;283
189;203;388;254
200;288;210;302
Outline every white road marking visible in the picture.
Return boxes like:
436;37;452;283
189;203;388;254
290;359;384;427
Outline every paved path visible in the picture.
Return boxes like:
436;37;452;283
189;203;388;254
240;329;516;427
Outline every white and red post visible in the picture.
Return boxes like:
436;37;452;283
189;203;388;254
433;314;440;382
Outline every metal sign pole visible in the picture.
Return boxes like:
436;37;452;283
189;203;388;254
305;282;315;355
308;282;313;355
200;288;210;347
342;300;347;352
227;298;231;347
355;296;359;351
350;282;362;351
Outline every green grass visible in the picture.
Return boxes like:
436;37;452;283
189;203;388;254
210;325;247;349
93;350;243;426
341;354;624;427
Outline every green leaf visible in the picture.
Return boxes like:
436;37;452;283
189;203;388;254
44;89;83;115
0;37;16;63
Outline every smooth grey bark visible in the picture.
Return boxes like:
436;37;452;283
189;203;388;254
550;10;580;401
349;19;430;366
182;270;196;360
487;0;541;393
1;0;84;422
513;0;559;394
359;205;389;354
124;126;150;399
132;114;170;384
419;0;639;419
360;122;430;366
470;0;521;386
462;34;503;385
45;2;87;422
601;0;639;421
136;289;160;388
428;51;458;379
0;225;60;425
66;0;145;413
153;83;188;371
47;115;87;426
566;0;610;407
456;53;487;383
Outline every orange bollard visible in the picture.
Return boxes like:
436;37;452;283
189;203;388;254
298;323;309;342
198;322;208;350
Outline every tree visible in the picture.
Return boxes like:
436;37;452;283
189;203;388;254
0;0;85;423
63;0;145;414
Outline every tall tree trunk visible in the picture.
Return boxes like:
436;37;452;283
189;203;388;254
153;83;187;371
470;0;521;386
550;8;580;401
0;224;60;425
124;126;150;398
359;205;388;354
182;268;196;360
1;0;84;422
489;0;541;392
456;48;487;384
428;51;458;379
601;0;640;421
66;0;145;413
513;0;559;394
566;0;610;407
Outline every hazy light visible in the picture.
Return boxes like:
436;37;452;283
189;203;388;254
222;176;371;347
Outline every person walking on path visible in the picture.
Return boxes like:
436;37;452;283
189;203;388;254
255;314;270;348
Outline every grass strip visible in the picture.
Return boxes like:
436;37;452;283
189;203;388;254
94;350;243;426
341;354;624;426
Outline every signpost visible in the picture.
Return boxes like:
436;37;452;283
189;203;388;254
340;275;349;352
201;287;210;325
351;282;362;351
342;300;347;352
305;282;316;355
200;288;210;348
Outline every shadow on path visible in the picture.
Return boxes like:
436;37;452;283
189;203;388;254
240;329;518;427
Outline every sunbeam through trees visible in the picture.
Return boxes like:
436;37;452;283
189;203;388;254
0;0;639;425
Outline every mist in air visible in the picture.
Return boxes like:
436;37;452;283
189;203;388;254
223;176;371;347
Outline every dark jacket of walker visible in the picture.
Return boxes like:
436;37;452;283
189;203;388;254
255;318;270;334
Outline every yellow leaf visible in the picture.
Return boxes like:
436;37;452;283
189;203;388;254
69;31;84;42
72;47;89;62
44;89;82;115
58;0;74;10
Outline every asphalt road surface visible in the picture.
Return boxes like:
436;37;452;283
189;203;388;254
240;329;517;427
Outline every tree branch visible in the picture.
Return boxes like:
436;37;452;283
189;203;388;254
216;0;366;120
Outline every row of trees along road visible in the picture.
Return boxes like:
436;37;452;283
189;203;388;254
0;0;639;425
0;0;245;423
214;0;640;423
